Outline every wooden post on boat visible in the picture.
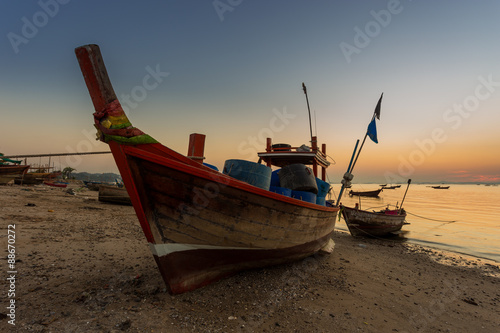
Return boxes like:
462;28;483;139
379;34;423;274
187;133;206;164
399;179;411;212
265;138;272;167
311;135;318;177
321;143;326;181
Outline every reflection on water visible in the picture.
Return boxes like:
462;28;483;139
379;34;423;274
332;184;500;262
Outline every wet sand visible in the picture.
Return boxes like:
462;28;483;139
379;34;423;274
1;184;499;332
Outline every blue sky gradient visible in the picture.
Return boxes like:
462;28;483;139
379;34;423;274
1;0;499;183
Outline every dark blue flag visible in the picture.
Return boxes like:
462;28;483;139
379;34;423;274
367;118;378;143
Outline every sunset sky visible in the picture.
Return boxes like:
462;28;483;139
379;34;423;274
1;1;499;184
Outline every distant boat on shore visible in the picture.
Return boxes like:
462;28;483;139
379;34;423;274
0;156;30;185
98;184;131;205
43;181;68;188
431;185;450;189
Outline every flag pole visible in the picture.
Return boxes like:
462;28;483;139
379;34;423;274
349;118;371;174
335;139;359;206
349;93;383;174
399;179;411;213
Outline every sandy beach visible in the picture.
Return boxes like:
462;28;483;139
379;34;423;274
1;183;499;332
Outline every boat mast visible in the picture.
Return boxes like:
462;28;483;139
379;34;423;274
335;139;359;206
399;179;411;212
335;93;382;206
350;93;382;173
302;83;314;145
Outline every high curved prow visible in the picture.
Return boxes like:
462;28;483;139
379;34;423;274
75;44;157;145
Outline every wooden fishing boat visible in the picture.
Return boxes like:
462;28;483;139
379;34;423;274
83;180;104;191
0;164;30;176
0;161;29;185
431;185;449;189
340;205;407;237
381;185;398;189
98;184;131;205
75;44;338;294
349;188;382;197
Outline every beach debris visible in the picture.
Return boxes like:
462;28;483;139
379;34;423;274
25;203;36;207
48;209;54;213
462;297;478;306
66;188;76;195
116;319;131;330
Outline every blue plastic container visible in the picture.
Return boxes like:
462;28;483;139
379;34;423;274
223;159;272;190
315;178;331;198
270;186;292;197
203;163;219;172
316;197;326;206
291;190;317;203
271;169;281;187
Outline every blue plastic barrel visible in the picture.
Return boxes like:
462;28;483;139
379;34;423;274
203;163;219;171
271;169;281;187
223;159;272;190
316;178;330;198
316;197;326;206
270;186;292;197
279;164;318;194
292;190;317;203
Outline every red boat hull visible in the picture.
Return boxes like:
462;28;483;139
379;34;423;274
112;142;337;294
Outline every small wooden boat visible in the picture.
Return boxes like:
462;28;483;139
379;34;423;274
98;184;131;205
340;205;407;237
431;185;449;189
0;164;30;176
349;188;382;197
75;44;339;294
43;181;68;188
381;185;398;189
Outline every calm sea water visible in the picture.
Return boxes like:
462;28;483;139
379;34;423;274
332;184;500;262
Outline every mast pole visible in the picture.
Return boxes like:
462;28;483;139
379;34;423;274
302;83;314;144
399;179;412;212
335;139;359;206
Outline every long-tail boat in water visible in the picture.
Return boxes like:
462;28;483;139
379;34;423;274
348;188;382;197
75;44;338;294
340;204;408;237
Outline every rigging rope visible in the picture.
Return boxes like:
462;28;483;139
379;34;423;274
405;211;457;223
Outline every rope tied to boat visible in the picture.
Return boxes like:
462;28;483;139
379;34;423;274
93;99;158;145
